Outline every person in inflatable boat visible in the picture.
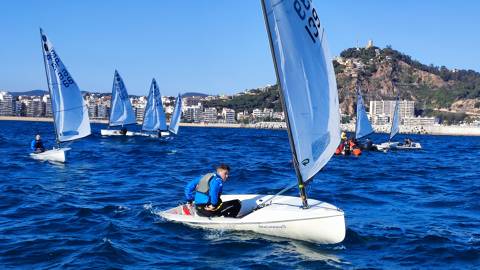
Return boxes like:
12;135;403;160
31;134;45;153
185;164;241;218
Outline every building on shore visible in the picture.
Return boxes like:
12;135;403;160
183;103;203;123
403;117;437;126
203;107;218;123
252;108;274;119
370;100;415;124
0;91;14;116
221;108;236;124
43;95;52;117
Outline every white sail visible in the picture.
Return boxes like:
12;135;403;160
355;88;374;139
40;29;91;142
263;0;340;181
142;79;167;132
390;97;400;140
168;94;182;135
109;70;136;127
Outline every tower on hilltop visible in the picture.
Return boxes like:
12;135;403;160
366;39;374;49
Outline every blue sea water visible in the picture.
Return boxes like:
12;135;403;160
0;120;479;269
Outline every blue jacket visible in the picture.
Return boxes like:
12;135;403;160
184;173;223;206
31;139;44;151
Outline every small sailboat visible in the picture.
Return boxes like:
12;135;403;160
160;0;345;244
355;88;375;150
375;97;400;151
133;79;171;138
31;29;91;163
100;70;137;136
375;96;421;150
168;94;183;135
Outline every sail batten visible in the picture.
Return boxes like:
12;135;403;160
142;79;167;132
168;94;182;134
262;0;341;182
355;89;374;139
40;29;91;143
109;71;136;127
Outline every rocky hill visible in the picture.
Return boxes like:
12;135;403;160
334;46;480;117
206;45;480;121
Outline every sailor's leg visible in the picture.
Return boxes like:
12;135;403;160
219;199;241;218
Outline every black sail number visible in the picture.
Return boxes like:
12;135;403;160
293;0;322;44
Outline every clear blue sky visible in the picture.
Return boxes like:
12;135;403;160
1;0;479;96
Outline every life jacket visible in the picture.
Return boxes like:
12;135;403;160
195;173;215;196
35;140;43;149
348;140;356;148
352;148;362;156
335;143;344;155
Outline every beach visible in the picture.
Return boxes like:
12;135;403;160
1;116;480;136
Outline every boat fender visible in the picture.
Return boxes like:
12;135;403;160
195;173;215;195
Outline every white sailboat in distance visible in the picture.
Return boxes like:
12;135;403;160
355;87;374;140
134;79;182;138
168;94;183;135
31;28;91;163
375;96;422;150
160;0;345;244
100;70;137;136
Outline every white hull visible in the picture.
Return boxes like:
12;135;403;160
395;142;422;150
374;141;399;151
375;141;422;150
30;147;70;163
100;129;135;136
160;194;345;244
131;131;171;138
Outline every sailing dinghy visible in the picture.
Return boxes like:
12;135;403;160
161;0;345;244
167;94;183;136
31;29;91;163
375;97;422;151
355;88;376;150
100;70;137;136
134;79;181;138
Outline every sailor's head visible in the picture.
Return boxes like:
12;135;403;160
35;134;41;140
216;164;230;181
341;131;347;140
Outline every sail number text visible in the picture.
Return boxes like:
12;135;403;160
293;0;321;44
47;50;75;88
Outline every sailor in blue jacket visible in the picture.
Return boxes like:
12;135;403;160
31;134;45;153
185;164;241;218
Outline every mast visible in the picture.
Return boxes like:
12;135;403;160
355;88;359;139
260;0;309;208
40;29;60;146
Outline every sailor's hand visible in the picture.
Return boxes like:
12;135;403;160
205;205;215;211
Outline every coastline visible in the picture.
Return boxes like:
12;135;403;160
1;116;480;136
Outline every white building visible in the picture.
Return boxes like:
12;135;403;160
403;117;437;126
272;111;285;121
203;107;217;123
0;91;13;116
27;98;43;117
221;108;236;124
184;103;203;123
370;100;415;123
135;106;145;122
372;114;390;125
42;95;52;117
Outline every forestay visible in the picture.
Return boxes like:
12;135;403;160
168;94;182;135
40;29;91;142
390;97;400;140
109;70;136;127
142;79;167;132
355;88;374;139
263;0;340;181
